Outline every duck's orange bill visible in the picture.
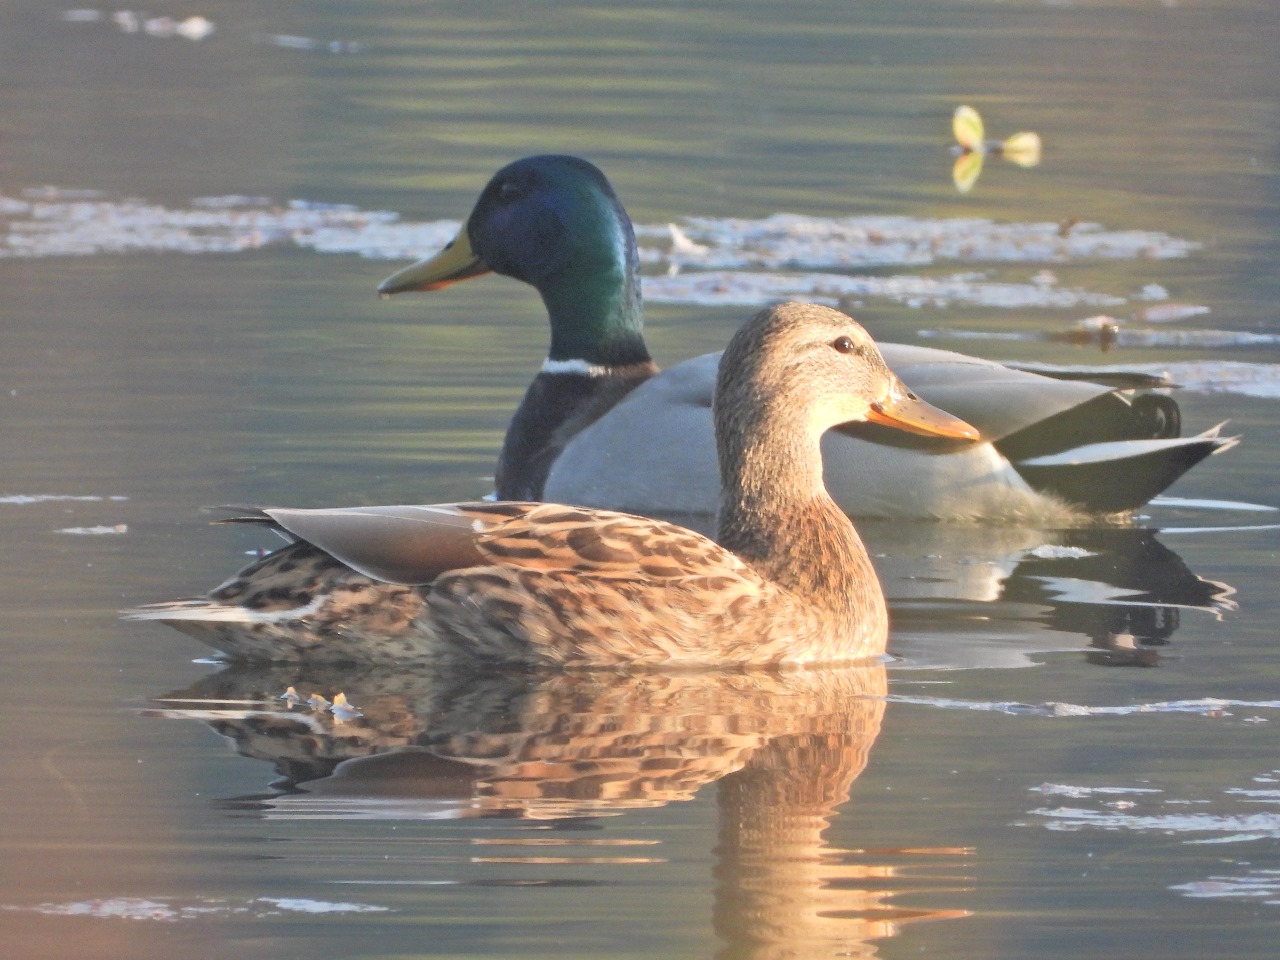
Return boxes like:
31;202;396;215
377;229;492;296
866;381;981;441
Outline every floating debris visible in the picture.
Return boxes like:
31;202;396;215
951;105;1042;194
172;16;214;41
306;692;331;710
56;523;127;535
1051;305;1213;350
1;494;129;505
1171;870;1280;904
644;269;1124;310
0;191;407;258
257;897;387;914
921;325;1280;354
279;685;305;706
1035;806;1280;838
190;194;274;209
251;33;362;54
667;221;709;257
19;186;107;201
1059;314;1122;350
1134;361;1280;399
1030;783;1163;799
61;10;215;40
142;16;214;40
0;189;1200;267
1133;303;1211;324
1030;769;1280;846
1063;327;1280;350
329;692;364;722
634;213;1200;270
890;695;1280;718
1025;545;1096;560
0;895;389;922
60;11;359;50
0;188;1207;310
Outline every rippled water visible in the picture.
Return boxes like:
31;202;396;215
3;2;1280;958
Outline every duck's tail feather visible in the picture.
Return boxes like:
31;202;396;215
1012;424;1237;514
1002;363;1176;390
124;596;323;624
123;598;327;661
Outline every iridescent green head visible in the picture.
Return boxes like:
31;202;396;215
379;155;649;367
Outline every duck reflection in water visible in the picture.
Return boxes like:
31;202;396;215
142;525;1233;954
148;662;968;958
861;523;1236;670
1004;527;1235;667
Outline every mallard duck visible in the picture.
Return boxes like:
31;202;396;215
378;155;1234;521
127;303;977;667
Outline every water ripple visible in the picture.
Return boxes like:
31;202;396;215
888;695;1280;718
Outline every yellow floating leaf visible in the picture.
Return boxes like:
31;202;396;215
1001;131;1042;167
952;151;985;193
952;105;985;151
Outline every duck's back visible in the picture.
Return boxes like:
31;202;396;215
129;501;880;666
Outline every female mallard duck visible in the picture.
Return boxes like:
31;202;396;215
129;304;976;667
378;155;1233;521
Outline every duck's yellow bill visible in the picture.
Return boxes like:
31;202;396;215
377;229;492;296
866;381;981;441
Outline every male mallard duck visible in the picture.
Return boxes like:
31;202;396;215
378;155;1233;521
128;303;977;667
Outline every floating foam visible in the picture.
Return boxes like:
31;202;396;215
0;494;128;505
0;895;389;921
0;189;1202;310
889;696;1280;717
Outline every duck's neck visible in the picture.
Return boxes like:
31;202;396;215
496;221;656;500
716;420;883;615
540;280;650;369
539;217;651;370
496;360;656;500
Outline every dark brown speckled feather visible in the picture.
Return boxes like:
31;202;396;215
127;304;977;667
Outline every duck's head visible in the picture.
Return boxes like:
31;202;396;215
378;155;646;365
716;303;980;453
377;155;635;299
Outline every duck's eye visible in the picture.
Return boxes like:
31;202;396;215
497;180;523;201
832;336;856;354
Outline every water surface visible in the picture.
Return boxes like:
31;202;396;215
3;2;1280;958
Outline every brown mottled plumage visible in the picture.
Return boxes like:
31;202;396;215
126;303;977;667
